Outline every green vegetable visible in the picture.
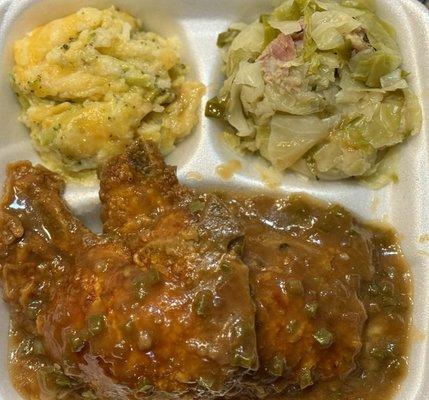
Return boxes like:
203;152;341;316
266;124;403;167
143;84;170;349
370;342;396;362
112;340;128;359
55;372;73;388
18;338;39;357
298;367;314;389
231;319;257;370
267;114;336;170
193;290;214;317
32;338;45;355
69;331;88;353
135;269;162;300
26;299;43;320
205;96;228;119
197;376;215;390
350;49;402;88
232;352;255;369
82;391;98;399
313;328;334;348
210;0;421;184
87;314;106;336
304;301;319;318
137;377;153;392
268;354;287;377
260;14;280;47
189;200;206;213
217;29;240;47
341;0;374;9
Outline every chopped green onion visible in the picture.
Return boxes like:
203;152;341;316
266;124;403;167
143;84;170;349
313;328;334;348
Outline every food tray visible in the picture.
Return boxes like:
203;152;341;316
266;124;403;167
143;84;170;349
0;0;428;399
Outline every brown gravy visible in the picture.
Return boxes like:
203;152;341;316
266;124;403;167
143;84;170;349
5;193;411;400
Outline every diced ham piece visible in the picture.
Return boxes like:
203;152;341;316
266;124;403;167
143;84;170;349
258;33;297;65
257;33;297;88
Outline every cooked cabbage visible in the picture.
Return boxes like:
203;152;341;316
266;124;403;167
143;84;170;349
207;0;421;184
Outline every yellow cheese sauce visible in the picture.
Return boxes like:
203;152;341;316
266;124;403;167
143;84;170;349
12;7;204;179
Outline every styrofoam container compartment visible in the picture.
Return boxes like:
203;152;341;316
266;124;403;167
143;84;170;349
0;0;428;398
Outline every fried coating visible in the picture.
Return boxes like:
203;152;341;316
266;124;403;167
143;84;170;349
223;196;372;396
0;142;257;399
0;140;379;400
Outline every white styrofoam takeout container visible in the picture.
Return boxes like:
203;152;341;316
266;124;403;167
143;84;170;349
0;0;428;398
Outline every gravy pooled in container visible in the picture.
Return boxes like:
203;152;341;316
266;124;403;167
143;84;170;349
0;140;411;399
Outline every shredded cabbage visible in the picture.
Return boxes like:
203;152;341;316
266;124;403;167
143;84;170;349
208;0;422;185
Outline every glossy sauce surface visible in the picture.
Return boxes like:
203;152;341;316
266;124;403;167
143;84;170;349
0;141;411;400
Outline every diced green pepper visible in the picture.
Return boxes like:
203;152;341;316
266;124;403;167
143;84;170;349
197;376;215;390
231;319;256;369
298;367;314;389
137;377;153;392
26;299;43;320
304;302;319;318
189;200;205;213
69;331;88;353
205;96;228;120
32;338;45;355
112;340;128;359
82;391;98;399
55;372;73;388
268;354;286;377
232;351;255;369
313;328;334;348
87;314;106;336
135;269;162;300
217;29;240;47
193;290;214;317
18;338;35;357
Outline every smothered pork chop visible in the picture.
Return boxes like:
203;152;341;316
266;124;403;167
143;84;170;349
0;140;411;399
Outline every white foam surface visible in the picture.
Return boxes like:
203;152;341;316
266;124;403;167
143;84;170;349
0;0;428;398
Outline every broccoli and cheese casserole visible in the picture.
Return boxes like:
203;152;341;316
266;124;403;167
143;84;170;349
12;7;205;179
